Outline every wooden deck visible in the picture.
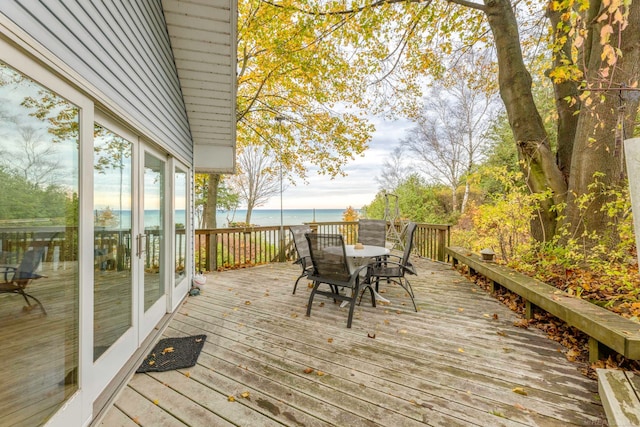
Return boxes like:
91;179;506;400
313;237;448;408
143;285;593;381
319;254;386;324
99;258;606;426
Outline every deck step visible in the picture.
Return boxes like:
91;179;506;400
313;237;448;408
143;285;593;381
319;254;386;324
597;368;640;427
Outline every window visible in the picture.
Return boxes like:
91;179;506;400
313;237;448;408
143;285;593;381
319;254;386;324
0;61;79;426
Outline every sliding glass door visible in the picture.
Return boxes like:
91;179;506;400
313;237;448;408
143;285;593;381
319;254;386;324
138;146;167;338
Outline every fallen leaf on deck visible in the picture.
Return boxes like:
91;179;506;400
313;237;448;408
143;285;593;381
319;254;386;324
240;391;250;398
327;338;333;343
227;395;236;402
317;371;325;376
245;301;251;305
185;371;190;378
493;313;499;320
458;348;464;353
497;331;507;337
398;329;408;334
319;302;325;307
367;333;376;339
153;399;159;405
514;403;528;412
458;308;464;312
303;368;314;374
483;313;491;318
384;319;390;325
132;416;140;425
291;313;298;318
512;387;528;396
566;349;579;362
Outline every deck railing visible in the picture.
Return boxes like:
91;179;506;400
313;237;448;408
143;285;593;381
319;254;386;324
0;221;451;273
195;221;451;272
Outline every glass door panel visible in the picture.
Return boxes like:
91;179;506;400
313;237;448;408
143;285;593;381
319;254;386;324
93;125;133;361
138;148;167;337
0;60;79;427
172;164;189;307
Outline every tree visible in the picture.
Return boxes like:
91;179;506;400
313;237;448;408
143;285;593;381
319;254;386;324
376;146;411;192
195;174;239;228
403;70;495;214
199;0;385;227
276;0;639;246
227;144;282;224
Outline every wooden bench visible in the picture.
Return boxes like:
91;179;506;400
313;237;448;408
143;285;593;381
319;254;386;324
446;246;640;362
597;369;640;427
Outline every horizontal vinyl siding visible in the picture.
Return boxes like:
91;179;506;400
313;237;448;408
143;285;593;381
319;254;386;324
0;0;193;162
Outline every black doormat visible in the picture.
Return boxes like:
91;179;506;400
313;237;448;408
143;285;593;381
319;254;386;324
137;335;207;373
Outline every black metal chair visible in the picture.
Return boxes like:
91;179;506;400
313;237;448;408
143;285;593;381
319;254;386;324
289;225;313;294
367;222;418;311
357;219;387;247
0;247;47;314
305;233;375;328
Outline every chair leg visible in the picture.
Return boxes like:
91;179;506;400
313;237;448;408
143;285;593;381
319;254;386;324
293;273;305;294
306;281;320;318
357;285;376;308
19;290;47;315
398;278;417;312
346;284;358;328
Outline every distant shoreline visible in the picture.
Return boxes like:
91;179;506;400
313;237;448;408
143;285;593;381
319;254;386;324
216;208;355;227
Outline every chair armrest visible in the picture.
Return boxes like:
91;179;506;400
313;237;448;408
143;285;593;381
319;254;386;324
369;260;417;276
0;266;16;282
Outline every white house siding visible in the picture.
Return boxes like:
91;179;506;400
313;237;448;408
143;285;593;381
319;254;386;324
0;0;193;162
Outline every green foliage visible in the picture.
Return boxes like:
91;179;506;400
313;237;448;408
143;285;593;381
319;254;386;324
452;166;537;262
362;174;454;223
0;167;69;224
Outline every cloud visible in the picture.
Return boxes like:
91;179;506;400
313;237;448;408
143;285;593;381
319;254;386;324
260;116;413;209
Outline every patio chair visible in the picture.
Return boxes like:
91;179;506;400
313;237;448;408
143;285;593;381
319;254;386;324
305;233;375;328
289;225;313;294
367;222;418;312
357;219;387;247
0;247;47;314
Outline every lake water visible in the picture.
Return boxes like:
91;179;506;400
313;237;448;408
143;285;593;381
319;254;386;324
217;208;350;227
101;208;352;229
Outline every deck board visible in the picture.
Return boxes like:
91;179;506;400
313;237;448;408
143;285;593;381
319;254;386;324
100;259;606;426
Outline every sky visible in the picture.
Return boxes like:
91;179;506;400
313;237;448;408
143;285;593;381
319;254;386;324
260;116;413;210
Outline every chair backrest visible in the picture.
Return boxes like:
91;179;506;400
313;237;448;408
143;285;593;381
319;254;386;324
358;219;386;246
305;233;351;282
401;222;417;267
289;225;312;262
13;247;45;282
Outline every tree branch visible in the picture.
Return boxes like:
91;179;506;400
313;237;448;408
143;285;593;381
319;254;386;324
447;0;486;12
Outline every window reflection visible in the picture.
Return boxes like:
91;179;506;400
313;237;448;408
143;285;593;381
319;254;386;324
93;125;133;361
175;168;187;285
0;61;79;426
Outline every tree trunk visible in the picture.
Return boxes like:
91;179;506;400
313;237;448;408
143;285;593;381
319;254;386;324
546;5;581;180
484;0;568;242
563;1;640;245
203;173;220;229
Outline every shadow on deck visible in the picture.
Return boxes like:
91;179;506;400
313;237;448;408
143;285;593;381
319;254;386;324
99;258;606;426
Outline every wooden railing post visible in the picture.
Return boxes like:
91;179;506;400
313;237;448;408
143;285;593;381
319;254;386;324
206;232;217;272
437;228;446;262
